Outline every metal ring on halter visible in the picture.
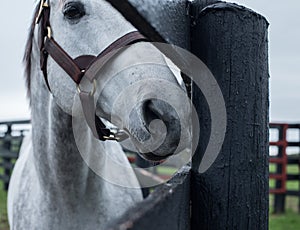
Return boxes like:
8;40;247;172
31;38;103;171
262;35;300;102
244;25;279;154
77;79;97;96
47;26;52;39
103;130;129;142
103;134;119;141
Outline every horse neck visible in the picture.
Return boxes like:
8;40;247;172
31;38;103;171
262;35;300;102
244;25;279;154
29;44;102;198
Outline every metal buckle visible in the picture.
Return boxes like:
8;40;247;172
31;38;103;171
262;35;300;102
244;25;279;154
77;79;97;96
43;26;52;44
36;0;49;24
46;26;52;39
103;130;129;142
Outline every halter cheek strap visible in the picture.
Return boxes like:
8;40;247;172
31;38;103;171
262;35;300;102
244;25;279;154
36;0;147;141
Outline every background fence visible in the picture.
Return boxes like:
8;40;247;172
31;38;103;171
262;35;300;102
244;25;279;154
1;120;299;214
269;123;300;213
0;120;30;190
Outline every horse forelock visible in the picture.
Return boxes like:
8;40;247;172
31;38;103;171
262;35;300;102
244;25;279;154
24;3;40;102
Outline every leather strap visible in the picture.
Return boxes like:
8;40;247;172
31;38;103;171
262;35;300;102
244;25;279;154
38;2;51;91
104;0;166;43
36;0;147;141
79;91;111;141
84;32;147;82
44;32;147;84
104;0;191;94
77;32;146;141
44;37;83;84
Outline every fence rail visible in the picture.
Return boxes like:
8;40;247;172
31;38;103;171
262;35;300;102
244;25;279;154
0;120;172;193
0;120;31;190
269;123;300;213
1;121;300;214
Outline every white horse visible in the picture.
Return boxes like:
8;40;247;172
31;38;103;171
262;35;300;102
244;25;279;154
8;0;191;229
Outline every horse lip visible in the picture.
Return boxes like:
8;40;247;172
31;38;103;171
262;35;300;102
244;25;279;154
124;128;171;162
138;151;173;162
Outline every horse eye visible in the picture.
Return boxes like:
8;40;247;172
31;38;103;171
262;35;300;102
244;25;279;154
63;2;85;20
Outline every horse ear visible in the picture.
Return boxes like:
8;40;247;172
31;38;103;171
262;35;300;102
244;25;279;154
23;2;40;102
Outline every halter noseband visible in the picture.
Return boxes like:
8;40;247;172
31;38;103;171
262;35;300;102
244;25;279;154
35;0;147;142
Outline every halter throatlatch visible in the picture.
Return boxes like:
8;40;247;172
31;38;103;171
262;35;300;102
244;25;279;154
35;0;147;142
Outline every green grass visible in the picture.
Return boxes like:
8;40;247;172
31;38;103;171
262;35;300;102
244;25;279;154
269;163;299;174
0;164;298;229
270;210;300;230
0;191;9;230
269;163;300;229
0;182;9;230
156;166;177;176
269;164;300;191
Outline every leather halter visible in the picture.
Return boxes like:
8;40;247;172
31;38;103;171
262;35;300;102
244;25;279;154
35;0;147;141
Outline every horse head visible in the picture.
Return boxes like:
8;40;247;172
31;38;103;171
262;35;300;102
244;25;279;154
29;0;191;162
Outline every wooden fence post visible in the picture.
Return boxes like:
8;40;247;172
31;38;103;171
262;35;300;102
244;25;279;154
3;124;12;190
0;120;30;190
191;2;269;229
273;125;287;213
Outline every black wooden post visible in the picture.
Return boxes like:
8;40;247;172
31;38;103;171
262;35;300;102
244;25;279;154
108;167;191;230
191;2;269;229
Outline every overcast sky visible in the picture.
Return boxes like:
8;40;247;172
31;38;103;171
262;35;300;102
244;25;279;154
0;1;299;122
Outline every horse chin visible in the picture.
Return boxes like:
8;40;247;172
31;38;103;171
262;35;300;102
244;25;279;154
128;134;179;162
128;132;181;162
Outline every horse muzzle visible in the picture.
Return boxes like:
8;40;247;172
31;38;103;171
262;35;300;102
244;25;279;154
125;99;185;162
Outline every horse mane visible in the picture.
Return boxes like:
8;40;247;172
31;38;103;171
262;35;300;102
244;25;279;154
23;3;40;100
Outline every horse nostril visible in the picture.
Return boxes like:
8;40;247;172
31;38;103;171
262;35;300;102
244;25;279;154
142;100;162;129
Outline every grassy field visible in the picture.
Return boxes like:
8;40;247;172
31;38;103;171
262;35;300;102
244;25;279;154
0;183;9;230
0;165;299;229
269;164;300;229
0;160;8;229
270;209;300;230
